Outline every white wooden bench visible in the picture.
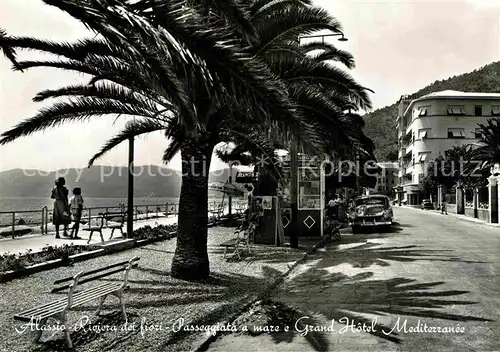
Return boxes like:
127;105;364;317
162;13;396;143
14;256;139;349
81;213;126;243
104;212;126;239
81;215;105;243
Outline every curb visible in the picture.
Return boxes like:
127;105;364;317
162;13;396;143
193;235;330;352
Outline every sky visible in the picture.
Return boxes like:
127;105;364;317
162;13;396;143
0;0;499;172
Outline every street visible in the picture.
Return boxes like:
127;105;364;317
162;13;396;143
209;207;500;351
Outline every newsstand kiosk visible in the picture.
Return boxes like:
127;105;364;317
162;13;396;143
279;153;325;238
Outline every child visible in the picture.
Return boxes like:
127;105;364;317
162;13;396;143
70;187;84;239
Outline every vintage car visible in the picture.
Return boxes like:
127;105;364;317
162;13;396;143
420;199;434;210
349;195;393;233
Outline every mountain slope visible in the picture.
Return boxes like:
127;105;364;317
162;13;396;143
364;61;500;161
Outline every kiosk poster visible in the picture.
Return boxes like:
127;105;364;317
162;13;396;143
262;196;272;210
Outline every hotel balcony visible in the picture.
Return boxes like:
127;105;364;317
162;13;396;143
402;162;413;175
398;148;406;159
402;148;412;160
402;132;413;148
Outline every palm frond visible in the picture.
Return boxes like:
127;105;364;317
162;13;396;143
0;28;22;70
302;41;355;69
162;139;182;164
273;56;373;110
33;82;166;114
254;4;343;56
0;97;155;145
88;119;168;166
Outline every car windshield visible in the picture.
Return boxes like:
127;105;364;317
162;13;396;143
355;197;388;207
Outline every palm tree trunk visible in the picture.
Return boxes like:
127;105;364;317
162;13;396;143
171;137;214;281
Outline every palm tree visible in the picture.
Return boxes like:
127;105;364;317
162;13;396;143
215;0;374;197
0;0;371;280
474;118;500;170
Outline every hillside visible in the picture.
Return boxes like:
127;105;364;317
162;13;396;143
364;61;500;161
0;165;239;198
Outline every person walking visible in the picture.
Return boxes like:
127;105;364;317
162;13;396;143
69;187;84;239
441;194;448;215
51;177;71;238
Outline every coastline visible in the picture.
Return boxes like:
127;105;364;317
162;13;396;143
0;197;247;237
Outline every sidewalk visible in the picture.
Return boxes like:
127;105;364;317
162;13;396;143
401;205;500;228
0;215;178;255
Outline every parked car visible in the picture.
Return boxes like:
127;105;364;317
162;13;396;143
420;199;434;210
349;195;393;233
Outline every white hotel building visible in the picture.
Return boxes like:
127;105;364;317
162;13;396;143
395;90;500;206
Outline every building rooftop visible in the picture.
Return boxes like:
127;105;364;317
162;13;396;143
402;90;500;116
420;90;500;99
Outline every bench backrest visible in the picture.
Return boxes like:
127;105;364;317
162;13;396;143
83;215;106;229
105;212;126;225
52;257;140;293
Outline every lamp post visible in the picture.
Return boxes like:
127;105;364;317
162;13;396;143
356;150;360;196
290;31;349;249
228;161;237;218
125;120;135;239
298;32;348;44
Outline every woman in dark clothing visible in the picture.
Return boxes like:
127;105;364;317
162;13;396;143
51;177;70;238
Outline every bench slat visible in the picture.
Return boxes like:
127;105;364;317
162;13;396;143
53;258;140;285
16;282;118;317
15;282;121;321
35;284;121;321
51;264;137;293
18;281;120;315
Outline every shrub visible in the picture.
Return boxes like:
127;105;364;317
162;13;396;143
0;244;99;273
132;224;177;240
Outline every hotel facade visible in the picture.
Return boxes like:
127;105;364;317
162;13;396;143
395;90;500;206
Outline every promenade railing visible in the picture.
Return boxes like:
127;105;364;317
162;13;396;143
0;200;248;238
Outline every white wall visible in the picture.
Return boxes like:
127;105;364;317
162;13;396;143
399;97;500;184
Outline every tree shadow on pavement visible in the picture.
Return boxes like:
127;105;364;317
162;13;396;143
41;256;492;352
323;242;486;268
267;260;493;351
32;311;136;352
58;265;285;350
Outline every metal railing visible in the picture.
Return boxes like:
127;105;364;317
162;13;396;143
0;200;248;238
478;202;489;210
0;207;49;239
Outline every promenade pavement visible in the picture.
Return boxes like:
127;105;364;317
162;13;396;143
209;206;500;351
0;215;178;255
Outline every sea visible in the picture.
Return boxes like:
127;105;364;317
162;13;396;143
0;196;244;227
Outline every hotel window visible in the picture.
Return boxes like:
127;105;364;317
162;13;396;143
447;105;466;115
447;128;465;138
474;128;482;139
474;105;482;116
419;129;429;139
418;152;429;163
492;105;500;116
418;107;428;116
